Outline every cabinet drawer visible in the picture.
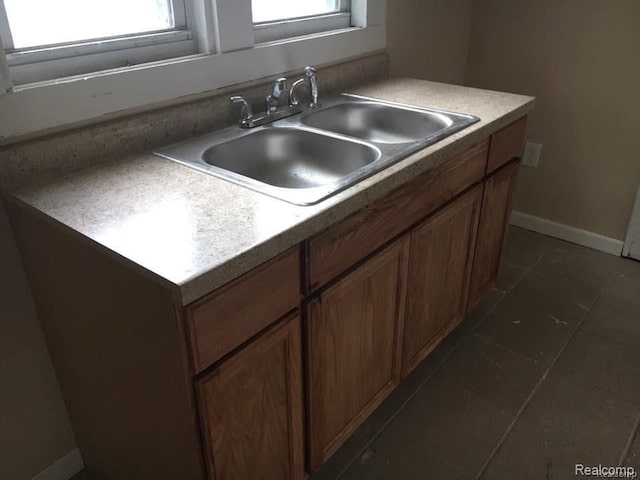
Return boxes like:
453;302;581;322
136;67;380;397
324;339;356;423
487;116;527;173
307;140;488;292
187;247;300;373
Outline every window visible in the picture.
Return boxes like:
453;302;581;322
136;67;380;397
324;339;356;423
252;0;344;23
253;0;351;44
3;0;182;49
0;0;354;85
0;0;194;84
0;0;385;141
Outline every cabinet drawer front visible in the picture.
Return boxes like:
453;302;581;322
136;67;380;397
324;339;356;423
488;116;527;173
187;247;300;373
197;313;304;480
307;140;488;292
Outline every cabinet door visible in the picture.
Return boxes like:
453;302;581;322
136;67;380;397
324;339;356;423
306;237;410;471
197;313;304;480
469;160;521;307
402;186;483;376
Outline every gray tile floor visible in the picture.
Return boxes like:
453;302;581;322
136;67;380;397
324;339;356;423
314;226;640;480
72;227;640;480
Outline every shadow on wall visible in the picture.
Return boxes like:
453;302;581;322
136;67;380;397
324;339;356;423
0;198;77;480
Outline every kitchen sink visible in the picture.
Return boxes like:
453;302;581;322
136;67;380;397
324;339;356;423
154;94;479;205
202;128;380;189
301;99;454;144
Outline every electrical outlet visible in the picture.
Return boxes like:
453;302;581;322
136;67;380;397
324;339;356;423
522;142;542;167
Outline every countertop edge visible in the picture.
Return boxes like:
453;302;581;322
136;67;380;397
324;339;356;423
2;192;185;301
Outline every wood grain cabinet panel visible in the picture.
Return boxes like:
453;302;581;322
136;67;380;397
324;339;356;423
187;247;300;373
469;160;521;307
197;312;304;480
487;116;527;173
307;140;488;292
402;186;483;376
306;237;410;471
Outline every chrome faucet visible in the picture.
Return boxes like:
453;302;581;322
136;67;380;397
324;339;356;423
305;66;321;108
289;78;306;107
230;67;320;128
289;66;321;108
265;77;287;113
230;96;254;128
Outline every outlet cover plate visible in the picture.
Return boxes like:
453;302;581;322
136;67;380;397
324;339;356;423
523;142;542;167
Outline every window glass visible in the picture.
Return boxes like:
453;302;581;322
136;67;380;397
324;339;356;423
252;0;341;23
4;0;176;49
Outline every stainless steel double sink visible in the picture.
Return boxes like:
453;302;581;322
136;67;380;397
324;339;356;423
154;94;479;205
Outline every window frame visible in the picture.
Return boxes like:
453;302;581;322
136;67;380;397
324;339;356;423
254;12;351;44
0;0;195;84
253;0;351;44
0;0;386;142
0;37;11;94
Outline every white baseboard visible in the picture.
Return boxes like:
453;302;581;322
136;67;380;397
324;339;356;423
32;448;84;480
510;211;624;257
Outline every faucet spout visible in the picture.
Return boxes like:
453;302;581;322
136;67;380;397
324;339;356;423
289;78;306;107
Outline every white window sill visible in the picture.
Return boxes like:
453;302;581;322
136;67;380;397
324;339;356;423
0;24;385;143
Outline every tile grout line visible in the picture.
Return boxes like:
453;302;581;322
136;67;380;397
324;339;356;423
333;240;549;479
473;281;610;480
619;410;640;466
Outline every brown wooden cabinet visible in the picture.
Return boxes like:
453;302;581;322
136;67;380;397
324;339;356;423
469;160;521;307
402;186;483;376
197;312;305;480
8;113;529;480
306;140;488;292
305;237;410;471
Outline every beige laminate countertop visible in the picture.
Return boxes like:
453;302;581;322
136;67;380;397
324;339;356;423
6;78;535;305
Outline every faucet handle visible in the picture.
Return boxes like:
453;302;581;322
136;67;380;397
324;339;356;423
230;95;254;127
266;77;288;113
272;77;287;100
304;66;317;78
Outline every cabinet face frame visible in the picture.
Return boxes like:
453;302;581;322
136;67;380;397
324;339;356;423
304;237;410;471
196;312;305;480
469;159;521;307
401;185;483;376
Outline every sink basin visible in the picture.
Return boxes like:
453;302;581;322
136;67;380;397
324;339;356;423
154;94;479;205
202;128;380;189
301;101;453;144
